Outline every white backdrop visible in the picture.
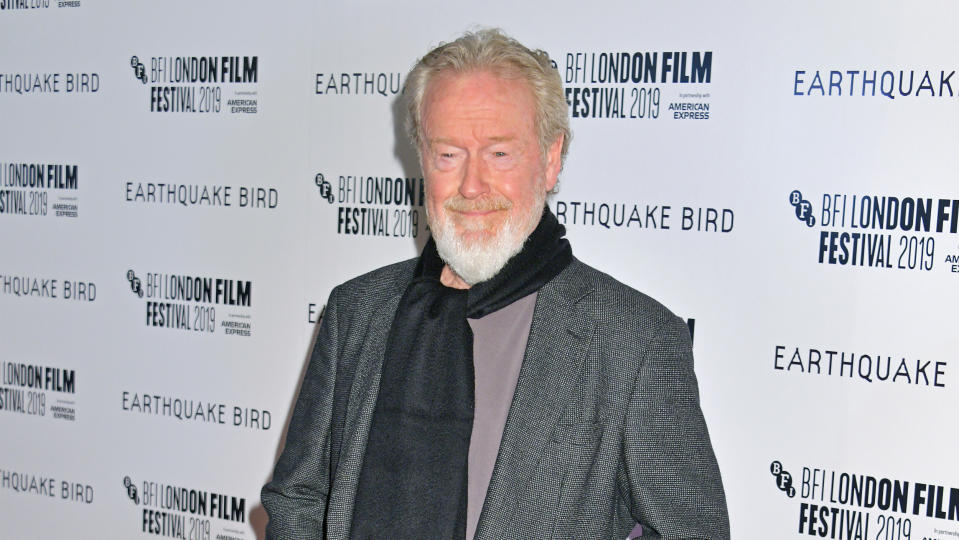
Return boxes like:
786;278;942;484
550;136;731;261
2;1;957;539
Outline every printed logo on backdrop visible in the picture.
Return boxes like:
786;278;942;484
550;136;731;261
0;273;96;302
768;460;959;539
121;391;270;431
793;69;959;99
315;172;426;239
314;71;402;96
0;0;81;9
560;50;712;120
0;163;81;217
1;468;93;505
130;55;258;114
1;362;78;421
125;270;253;337
0;71;98;94
773;344;947;390
123;475;248;539
787;190;959;275
551;200;734;234
124;181;278;210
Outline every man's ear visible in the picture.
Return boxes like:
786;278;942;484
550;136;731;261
543;135;564;192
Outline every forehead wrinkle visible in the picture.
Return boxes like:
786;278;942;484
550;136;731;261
427;134;518;149
421;71;535;151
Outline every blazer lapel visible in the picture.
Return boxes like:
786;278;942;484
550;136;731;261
475;262;596;539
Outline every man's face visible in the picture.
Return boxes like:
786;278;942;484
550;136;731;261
420;70;563;284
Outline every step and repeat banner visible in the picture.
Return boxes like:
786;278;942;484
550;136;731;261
2;1;957;539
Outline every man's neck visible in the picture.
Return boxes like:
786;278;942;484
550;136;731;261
441;265;471;290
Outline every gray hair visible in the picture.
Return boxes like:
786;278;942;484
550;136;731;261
405;28;571;167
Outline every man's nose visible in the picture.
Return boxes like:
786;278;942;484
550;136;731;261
458;154;489;199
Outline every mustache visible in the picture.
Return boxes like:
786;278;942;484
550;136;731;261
443;195;513;213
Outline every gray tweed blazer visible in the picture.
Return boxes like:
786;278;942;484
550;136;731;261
262;257;729;539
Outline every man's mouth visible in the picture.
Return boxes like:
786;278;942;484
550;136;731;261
444;196;512;215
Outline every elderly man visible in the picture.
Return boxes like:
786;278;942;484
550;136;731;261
262;29;729;540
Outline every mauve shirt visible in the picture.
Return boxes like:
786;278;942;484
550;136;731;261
465;292;538;540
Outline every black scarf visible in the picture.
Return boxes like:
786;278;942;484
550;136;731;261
349;207;572;539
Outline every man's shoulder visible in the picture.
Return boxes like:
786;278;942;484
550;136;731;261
332;257;418;302
560;258;684;335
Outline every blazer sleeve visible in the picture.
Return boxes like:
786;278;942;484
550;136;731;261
261;286;342;539
622;313;730;539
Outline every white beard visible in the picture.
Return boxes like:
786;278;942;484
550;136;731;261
429;189;546;286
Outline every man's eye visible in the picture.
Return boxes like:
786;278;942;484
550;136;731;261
493;151;507;157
